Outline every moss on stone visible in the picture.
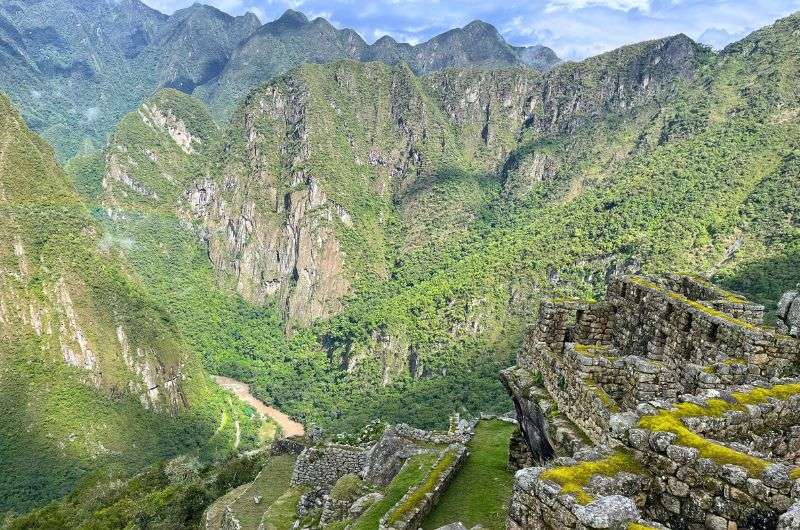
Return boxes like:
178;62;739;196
330;474;364;501
684;273;748;303
673;294;758;330
638;383;800;476
384;448;459;525
722;357;747;366
575;344;615;359
585;379;621;413
628;523;663;530
628;276;759;331
539;451;642;505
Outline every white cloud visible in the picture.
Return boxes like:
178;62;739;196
544;0;652;12
140;0;800;60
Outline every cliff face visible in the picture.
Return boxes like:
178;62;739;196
199;63;548;326
201;78;352;325
96;34;709;334
201;36;705;326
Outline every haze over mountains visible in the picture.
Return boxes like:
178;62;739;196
0;0;560;158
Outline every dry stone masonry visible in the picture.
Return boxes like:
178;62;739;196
503;274;800;529
287;421;473;529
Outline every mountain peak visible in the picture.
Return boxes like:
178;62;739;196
276;9;309;26
463;19;500;33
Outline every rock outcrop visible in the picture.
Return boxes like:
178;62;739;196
778;289;800;337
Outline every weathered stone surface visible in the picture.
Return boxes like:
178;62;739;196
349;492;384;517
504;274;800;530
573;495;639;528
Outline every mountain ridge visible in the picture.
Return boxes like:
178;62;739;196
0;0;560;159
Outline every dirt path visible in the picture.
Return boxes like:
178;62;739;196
214;376;305;438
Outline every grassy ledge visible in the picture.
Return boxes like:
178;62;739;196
421;419;517;530
384;449;459;526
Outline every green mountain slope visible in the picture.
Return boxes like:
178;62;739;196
66;14;795;437
0;94;254;515
0;1;558;159
198;11;561;118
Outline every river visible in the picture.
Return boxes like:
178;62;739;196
214;376;305;438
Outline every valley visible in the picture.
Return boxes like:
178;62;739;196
0;1;798;528
214;376;305;438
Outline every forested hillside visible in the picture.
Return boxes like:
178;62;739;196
0;94;260;514
68;12;800;438
0;0;558;159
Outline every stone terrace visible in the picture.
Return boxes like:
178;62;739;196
502;274;800;529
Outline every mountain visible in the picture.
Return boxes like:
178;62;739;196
364;20;560;74
0;0;257;157
199;12;562;118
0;1;559;159
149;4;261;92
68;11;800;441
0;93;254;514
1;6;799;528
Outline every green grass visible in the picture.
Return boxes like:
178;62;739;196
385;449;459;526
261;487;307;530
227;454;297;529
349;453;438;530
421;420;516;530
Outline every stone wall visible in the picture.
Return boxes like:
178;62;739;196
379;444;468;530
778;290;800;338
619;393;800;528
658;273;765;324
607;277;797;376
501;366;590;465
508;465;650;530
504;274;800;530
291;445;370;487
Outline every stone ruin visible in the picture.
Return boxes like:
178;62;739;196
502;274;800;530
210;420;477;530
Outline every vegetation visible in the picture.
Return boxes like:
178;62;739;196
5;452;269;529
638;383;800;475
385;449;459;525
349;453;438;530
4;6;800;522
210;453;297;530
330;474;366;502
0;94;253;514
422;419;517;530
65;12;800;440
539;451;643;505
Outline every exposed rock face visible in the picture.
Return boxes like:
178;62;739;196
778;290;800;337
501;34;706;199
0;94;192;414
196;34;706;333
201;83;351;326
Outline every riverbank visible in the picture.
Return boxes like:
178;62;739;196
214;376;305;438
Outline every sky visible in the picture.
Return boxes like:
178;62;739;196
141;0;800;60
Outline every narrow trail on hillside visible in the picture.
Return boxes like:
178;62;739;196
214;376;305;438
